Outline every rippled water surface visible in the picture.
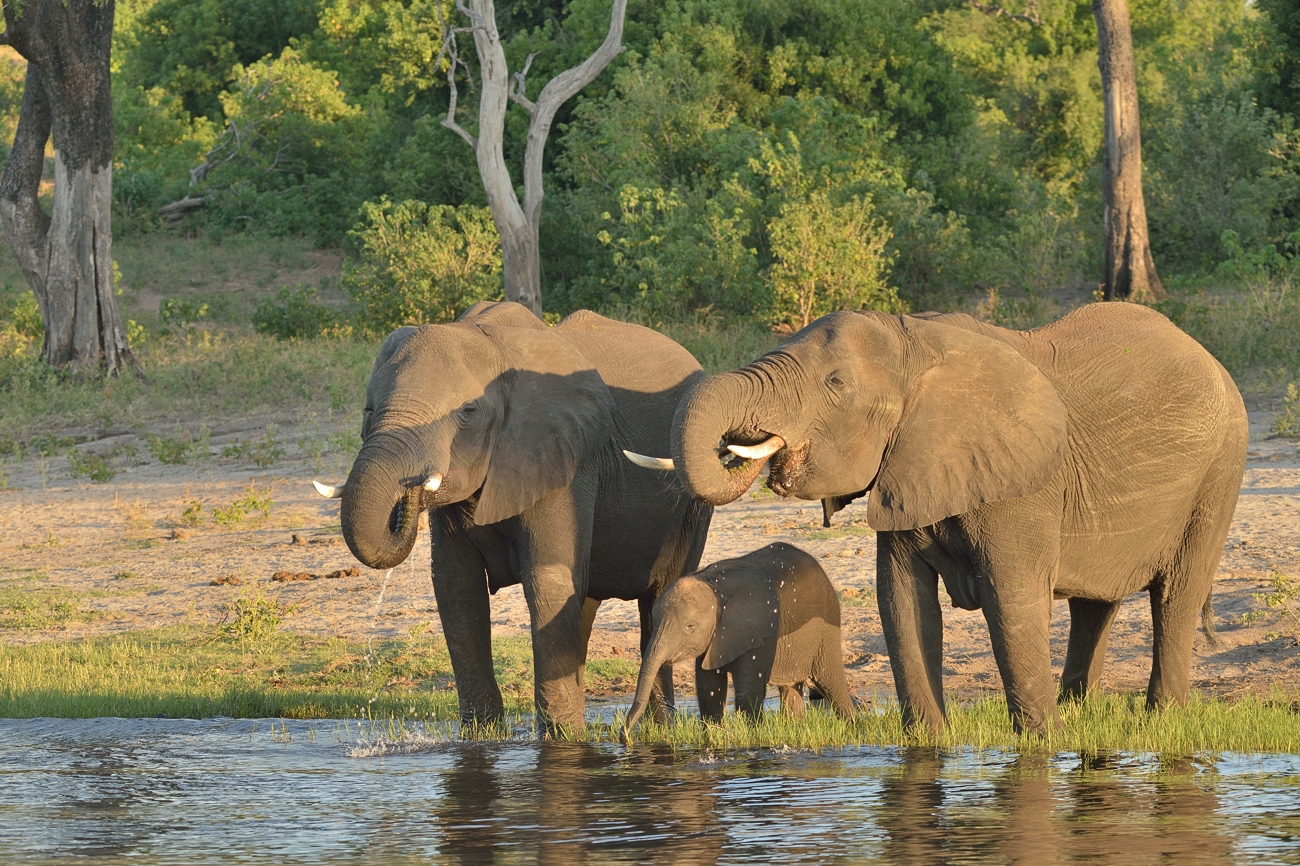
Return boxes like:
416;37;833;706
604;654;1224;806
2;718;1299;864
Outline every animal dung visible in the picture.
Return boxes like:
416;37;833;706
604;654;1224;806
271;566;361;582
209;574;242;586
290;534;342;546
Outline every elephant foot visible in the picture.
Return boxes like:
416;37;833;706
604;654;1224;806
1010;705;1064;737
1057;678;1089;704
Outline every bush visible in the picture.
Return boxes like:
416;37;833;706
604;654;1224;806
343;199;502;334
253;285;339;340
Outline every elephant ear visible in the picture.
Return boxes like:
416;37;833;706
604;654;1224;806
701;567;779;671
457;300;545;330
473;325;616;526
866;318;1069;532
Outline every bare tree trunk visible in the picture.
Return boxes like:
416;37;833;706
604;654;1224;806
442;0;627;318
1093;0;1164;302
0;0;130;375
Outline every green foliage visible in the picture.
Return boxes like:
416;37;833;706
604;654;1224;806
1273;383;1300;438
159;297;210;333
1241;571;1300;642
220;427;286;468
344;199;502;332
146;426;211;465
0;586;94;630
221;587;289;643
212;482;274;529
253;285;340;339
68;451;116;484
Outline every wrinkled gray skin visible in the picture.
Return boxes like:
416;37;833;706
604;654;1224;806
337;302;712;733
670;304;1247;735
624;542;853;737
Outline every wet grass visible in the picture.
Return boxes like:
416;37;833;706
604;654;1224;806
4;627;1298;754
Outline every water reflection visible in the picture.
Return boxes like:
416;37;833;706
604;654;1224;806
0;719;1297;864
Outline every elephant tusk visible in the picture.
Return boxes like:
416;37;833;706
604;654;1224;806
726;435;785;460
622;450;675;471
312;480;345;498
423;472;443;492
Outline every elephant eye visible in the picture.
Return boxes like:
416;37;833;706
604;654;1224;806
456;400;480;421
825;372;847;390
684;621;697;634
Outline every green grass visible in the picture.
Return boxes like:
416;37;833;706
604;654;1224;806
3;627;1298;754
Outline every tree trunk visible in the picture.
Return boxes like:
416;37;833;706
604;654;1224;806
445;0;627;318
0;0;130;375
1092;0;1164;302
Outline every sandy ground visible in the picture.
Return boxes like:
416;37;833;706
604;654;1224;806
2;410;1299;707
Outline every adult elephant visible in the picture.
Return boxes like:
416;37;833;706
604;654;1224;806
633;304;1246;735
317;301;712;733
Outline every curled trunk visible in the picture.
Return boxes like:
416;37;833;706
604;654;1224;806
340;449;424;570
671;372;772;506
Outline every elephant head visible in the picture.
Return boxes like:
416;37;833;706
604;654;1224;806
666;311;1069;530
318;301;615;569
623;569;778;736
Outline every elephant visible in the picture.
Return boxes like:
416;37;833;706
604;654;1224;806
315;301;712;733
631;303;1247;735
622;542;853;738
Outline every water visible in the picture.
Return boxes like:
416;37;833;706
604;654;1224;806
2;718;1299;864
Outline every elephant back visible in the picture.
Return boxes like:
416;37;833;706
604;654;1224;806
554;310;705;456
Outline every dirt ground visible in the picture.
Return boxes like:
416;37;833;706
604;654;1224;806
2;408;1299;707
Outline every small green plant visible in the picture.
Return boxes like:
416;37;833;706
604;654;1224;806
840;587;876;607
222;587;290;642
1271;384;1300;438
1242;572;1300;642
326;429;361;455
252;285;339;340
213;481;274;529
146;426;210;464
28;434;74;457
68;450;115;483
114;571;138;581
159;297;210;333
179;498;205;527
0;586;91;629
221;426;285;467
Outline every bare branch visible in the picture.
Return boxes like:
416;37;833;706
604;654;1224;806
435;3;478;150
509;52;539;115
524;0;628;217
968;0;1042;26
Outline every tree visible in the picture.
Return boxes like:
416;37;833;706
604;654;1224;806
0;0;131;375
439;0;628;317
1092;0;1164;301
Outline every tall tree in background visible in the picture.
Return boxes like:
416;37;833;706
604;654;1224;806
0;0;130;375
1092;0;1164;301
440;0;627;317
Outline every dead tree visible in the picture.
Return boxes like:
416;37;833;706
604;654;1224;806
0;0;131;375
439;0;628;318
1093;0;1164;301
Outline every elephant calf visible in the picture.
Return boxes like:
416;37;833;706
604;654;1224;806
623;542;853;738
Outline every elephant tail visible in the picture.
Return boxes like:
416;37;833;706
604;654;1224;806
1201;591;1220;649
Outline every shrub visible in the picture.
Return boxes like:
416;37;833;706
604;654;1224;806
252;285;338;340
146;426;210;465
1273;383;1300;438
213;481;273;529
68;451;116;483
344;199;502;334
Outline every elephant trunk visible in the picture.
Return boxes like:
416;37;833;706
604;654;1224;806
340;436;427;570
672;368;788;506
623;635;678;740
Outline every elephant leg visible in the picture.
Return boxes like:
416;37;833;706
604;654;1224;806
1059;597;1121;701
695;661;728;723
517;484;595;736
729;647;776;719
1148;579;1204;709
980;576;1061;735
576;597;600;691
430;520;505;727
638;595;675;723
877;531;946;733
812;636;855;719
778;684;804;716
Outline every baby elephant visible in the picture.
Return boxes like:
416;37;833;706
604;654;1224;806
623;542;852;737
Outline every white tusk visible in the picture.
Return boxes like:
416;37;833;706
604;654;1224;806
313;480;345;499
622;450;675;471
423;472;443;492
726;435;786;460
